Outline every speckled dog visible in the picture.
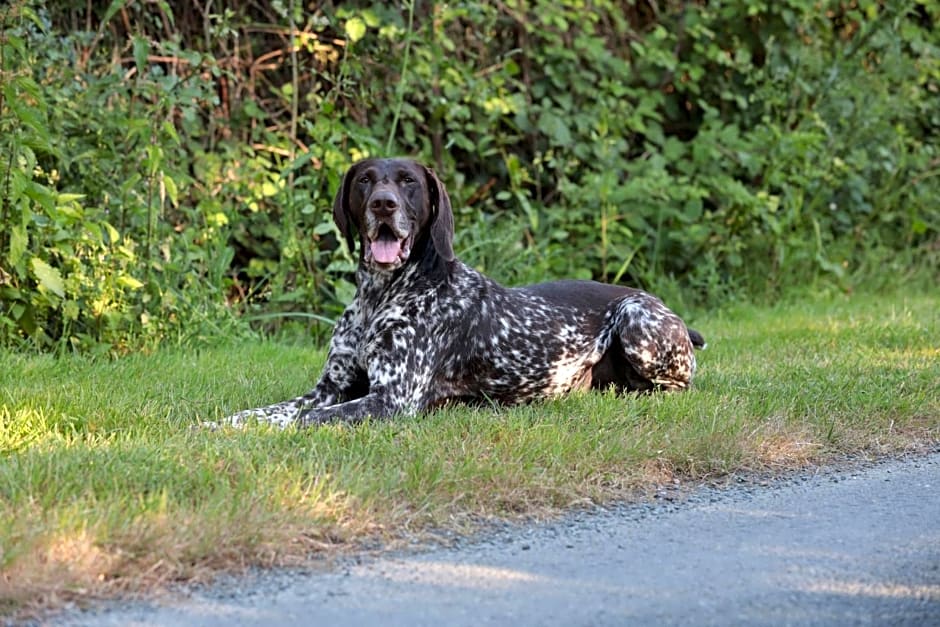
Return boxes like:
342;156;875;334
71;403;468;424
225;158;705;428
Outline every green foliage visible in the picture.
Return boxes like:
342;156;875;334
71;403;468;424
0;0;937;351
0;1;242;351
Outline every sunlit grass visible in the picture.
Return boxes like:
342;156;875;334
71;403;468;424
1;292;938;615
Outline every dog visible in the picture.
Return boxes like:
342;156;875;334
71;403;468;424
225;158;705;428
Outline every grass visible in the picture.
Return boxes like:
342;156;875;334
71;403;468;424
1;291;938;616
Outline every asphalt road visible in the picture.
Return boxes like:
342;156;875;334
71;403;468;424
64;451;940;626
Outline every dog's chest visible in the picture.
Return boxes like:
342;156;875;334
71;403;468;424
348;275;446;368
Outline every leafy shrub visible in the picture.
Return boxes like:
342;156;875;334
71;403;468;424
1;0;937;351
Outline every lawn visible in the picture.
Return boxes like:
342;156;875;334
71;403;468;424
1;291;938;615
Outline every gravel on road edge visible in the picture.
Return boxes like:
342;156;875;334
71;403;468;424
46;445;940;626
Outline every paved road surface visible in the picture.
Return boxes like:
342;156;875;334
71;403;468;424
64;451;940;626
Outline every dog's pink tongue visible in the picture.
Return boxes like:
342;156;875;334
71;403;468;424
371;238;401;264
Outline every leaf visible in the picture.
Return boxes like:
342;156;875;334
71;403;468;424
31;258;65;298
289;150;315;173
163;175;179;207
360;9;381;27
102;222;121;246
334;278;357;304
10;225;28;267
207;212;229;227
20;6;46;30
12;76;46;113
5;84;52;150
345;17;367;44
161;120;181;145
117;275;144;290
63;300;80;321
815;253;846;279
260;180;280;197
101;0;127;26
132;35;150;76
25;181;57;215
537;110;572;146
313;221;334;235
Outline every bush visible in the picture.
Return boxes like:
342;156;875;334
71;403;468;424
1;0;937;351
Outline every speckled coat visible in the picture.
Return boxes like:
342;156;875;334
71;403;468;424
225;159;703;428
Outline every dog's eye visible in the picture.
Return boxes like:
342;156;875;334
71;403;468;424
358;175;371;184
401;175;416;184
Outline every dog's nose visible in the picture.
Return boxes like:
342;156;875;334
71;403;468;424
368;191;399;215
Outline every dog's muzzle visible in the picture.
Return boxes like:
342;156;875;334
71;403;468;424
364;190;413;268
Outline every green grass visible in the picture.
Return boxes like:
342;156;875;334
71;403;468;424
1;292;938;614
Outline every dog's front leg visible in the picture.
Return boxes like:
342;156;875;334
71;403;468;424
296;306;368;408
294;390;412;426
295;321;434;427
220;305;367;428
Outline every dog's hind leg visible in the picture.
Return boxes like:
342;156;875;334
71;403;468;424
601;292;697;392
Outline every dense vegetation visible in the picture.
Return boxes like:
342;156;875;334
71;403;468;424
1;0;937;352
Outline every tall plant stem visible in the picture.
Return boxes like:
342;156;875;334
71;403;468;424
288;0;299;185
386;0;416;155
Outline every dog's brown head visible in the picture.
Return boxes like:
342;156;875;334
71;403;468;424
332;158;455;272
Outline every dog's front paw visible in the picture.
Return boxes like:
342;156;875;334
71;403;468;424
222;408;261;428
218;402;304;430
190;420;222;432
192;414;248;431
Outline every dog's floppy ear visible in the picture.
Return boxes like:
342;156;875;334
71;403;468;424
332;162;358;254
424;165;455;262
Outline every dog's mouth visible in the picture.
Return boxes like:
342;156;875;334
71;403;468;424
366;224;412;268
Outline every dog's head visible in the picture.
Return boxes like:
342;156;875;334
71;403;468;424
332;158;455;272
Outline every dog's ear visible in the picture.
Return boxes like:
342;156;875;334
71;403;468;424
332;162;358;254
424;165;455;262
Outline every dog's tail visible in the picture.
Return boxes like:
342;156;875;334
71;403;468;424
688;328;707;350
